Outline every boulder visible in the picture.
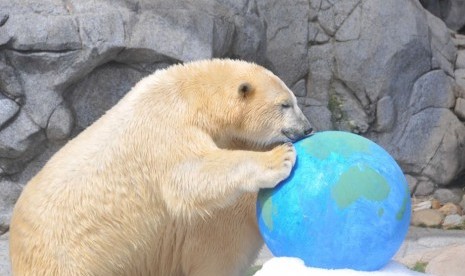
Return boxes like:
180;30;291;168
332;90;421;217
411;209;445;227
395;109;465;186
434;188;464;204
414;179;435;197
438;203;462;216
442;214;465;229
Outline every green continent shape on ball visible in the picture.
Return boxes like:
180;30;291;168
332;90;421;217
331;165;390;209
260;189;275;231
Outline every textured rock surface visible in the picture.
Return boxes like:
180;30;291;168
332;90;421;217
2;0;465;271
442;214;465;229
411;209;445;227
0;180;21;234
426;244;465;275
434;188;464;204
438;203;463;216
420;0;465;32
0;234;9;276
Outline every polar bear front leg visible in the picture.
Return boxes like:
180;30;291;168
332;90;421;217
248;142;297;190
165;143;296;213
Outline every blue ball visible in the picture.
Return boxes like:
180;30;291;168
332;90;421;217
256;131;411;271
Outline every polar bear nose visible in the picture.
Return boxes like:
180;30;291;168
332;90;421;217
282;127;313;141
304;127;314;136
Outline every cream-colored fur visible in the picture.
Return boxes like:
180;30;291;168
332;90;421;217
9;59;312;276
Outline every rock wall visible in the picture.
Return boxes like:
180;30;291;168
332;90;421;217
420;0;465;32
1;0;465;241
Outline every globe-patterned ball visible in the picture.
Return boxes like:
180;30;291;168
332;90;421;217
256;131;411;271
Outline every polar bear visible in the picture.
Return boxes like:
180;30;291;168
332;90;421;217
10;59;313;276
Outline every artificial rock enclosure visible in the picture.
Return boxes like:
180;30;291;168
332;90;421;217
1;0;465;273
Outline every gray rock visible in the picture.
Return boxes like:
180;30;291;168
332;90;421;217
308;22;330;45
4;13;81;51
455;69;465;90
421;113;465;186
332;0;361;30
414;179;436;196
0;234;10;276
434;188;464;204
456;50;465;69
256;0;309;85
309;0;323;10
307;43;334;103
454;81;465;99
375;96;395;132
302;105;333;131
454;34;465;47
330;80;370;134
460;195;465;211
3;48;79;129
230;13;266;63
291;79;307;97
0;55;23;98
442;0;465;31
419;0;443;18
0;13;8;27
299;96;333;131
0;0;68;15
334;1;361;42
0;98;19;129
76;12;124;52
0;138;47;177
334;0;430;109
68;63;149;133
395;109;465;186
12;141;65;187
405;174;418;195
320;0;332;10
128;11;216;62
454;98;465;120
427;12;456;76
421;1;465;32
0;180;22;234
318;7;336;36
0;111;43;159
46;103;74;141
409;71;455;114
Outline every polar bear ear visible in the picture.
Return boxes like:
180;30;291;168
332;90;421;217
238;82;254;98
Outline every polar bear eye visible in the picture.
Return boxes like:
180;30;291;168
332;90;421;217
281;103;291;109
